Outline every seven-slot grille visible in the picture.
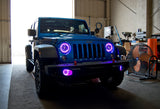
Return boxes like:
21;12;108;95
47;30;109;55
73;43;106;61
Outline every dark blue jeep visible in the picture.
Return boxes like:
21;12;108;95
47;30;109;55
25;17;129;98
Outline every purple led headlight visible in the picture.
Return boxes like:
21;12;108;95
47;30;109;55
63;69;73;76
105;43;113;52
60;42;71;54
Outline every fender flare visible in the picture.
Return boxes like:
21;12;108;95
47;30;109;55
34;44;58;59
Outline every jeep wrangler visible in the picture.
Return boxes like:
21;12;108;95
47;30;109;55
25;17;129;98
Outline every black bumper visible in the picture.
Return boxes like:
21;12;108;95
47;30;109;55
45;60;129;82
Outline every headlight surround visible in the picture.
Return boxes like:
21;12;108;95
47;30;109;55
105;43;114;53
60;42;71;54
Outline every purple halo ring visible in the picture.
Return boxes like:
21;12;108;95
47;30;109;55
105;43;113;52
63;69;73;76
60;42;71;54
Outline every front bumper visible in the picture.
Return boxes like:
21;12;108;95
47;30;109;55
45;60;129;82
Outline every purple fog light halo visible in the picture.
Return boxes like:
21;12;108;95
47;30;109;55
105;43;113;52
63;69;73;76
60;42;71;54
120;65;123;71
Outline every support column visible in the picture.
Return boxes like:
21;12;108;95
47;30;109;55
105;0;111;26
146;0;153;38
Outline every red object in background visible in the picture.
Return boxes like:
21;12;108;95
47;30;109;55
148;38;157;57
148;39;159;72
157;45;160;59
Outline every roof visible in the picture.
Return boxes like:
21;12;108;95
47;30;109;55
38;17;86;22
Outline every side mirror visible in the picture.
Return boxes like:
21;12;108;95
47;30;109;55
28;29;36;36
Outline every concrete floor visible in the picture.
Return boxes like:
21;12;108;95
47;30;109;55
0;64;12;109
1;62;160;109
119;74;160;108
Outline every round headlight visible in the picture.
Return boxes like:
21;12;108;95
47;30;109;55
60;42;71;54
105;43;113;52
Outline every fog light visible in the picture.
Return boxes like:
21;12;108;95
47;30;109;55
63;69;73;76
120;65;123;71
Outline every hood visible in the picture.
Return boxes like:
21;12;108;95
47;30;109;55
41;33;111;42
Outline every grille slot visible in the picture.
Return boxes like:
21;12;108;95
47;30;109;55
73;43;106;61
88;44;92;58
102;44;105;57
93;44;96;58
97;44;101;58
73;44;77;59
83;44;87;58
78;44;82;59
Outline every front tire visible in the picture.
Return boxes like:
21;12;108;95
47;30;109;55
25;45;34;72
35;59;46;98
26;60;34;72
100;71;124;88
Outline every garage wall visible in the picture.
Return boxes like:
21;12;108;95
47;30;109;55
75;0;109;38
111;0;147;41
111;0;160;41
0;0;11;63
153;0;160;34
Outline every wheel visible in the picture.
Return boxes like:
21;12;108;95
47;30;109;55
116;46;126;56
25;45;34;72
26;60;34;72
35;59;46;98
25;45;32;59
100;71;124;88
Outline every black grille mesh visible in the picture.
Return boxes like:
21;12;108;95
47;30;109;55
73;43;105;60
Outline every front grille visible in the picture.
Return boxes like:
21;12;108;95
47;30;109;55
73;43;106;61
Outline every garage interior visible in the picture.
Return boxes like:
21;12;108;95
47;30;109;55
0;0;160;109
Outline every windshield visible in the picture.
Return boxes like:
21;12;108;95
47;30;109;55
39;18;90;35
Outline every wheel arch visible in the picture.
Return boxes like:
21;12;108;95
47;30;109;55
33;44;59;64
